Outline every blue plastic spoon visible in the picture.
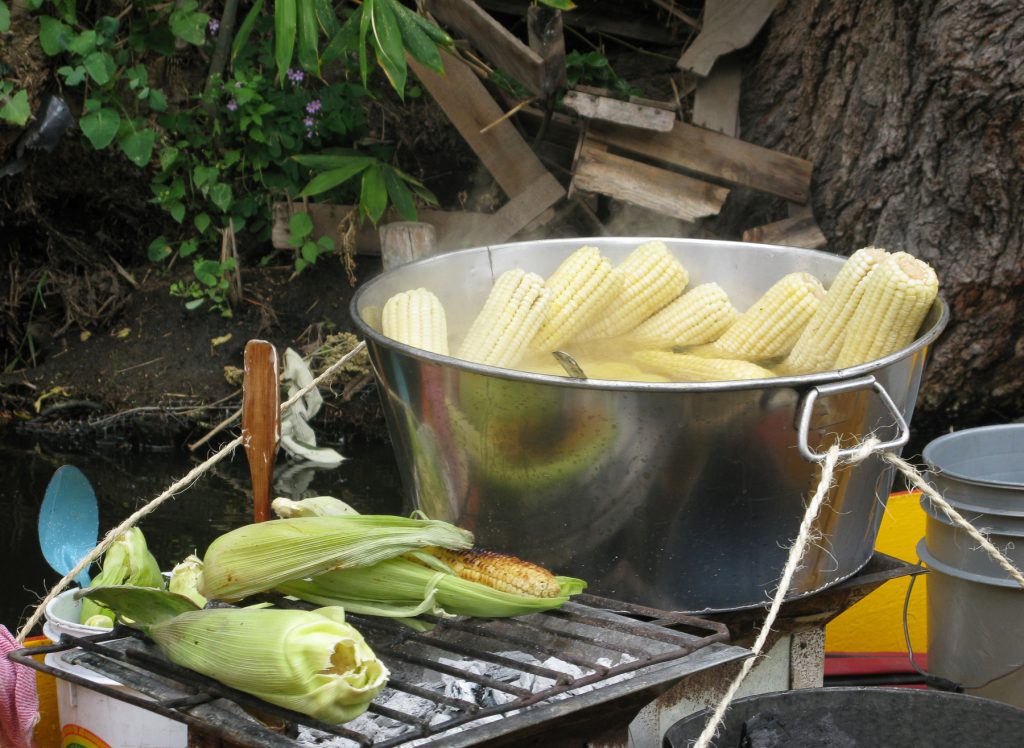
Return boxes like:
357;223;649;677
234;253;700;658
38;465;99;586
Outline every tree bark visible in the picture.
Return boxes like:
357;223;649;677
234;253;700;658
738;0;1024;442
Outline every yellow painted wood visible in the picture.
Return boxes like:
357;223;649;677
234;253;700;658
826;492;928;652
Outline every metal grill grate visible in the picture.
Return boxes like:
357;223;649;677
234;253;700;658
11;594;747;747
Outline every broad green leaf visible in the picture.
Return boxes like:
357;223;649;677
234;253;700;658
231;0;264;64
95;15;119;40
210;183;233;213
38;16;72;56
293;152;366;170
301;241;320;264
382;168;417;221
67;29;97;55
312;0;340;36
169;202;186;223
80;108;121;149
289;212;314;244
298;160;373;197
148;89;168;112
537;0;575;9
403;6;454;47
119;128;156;167
185;298;205;310
274;0;297;81
180;238;199;257
147;236;171;262
391;2;443;74
159;146;180;171
296;0;320;73
0;3;9;34
370;0;406;97
322;10;358;65
360;163;388;223
83;51;115;85
0;89;29;127
170;5;209;46
194;213;211;233
194;259;221;286
193;165;218;188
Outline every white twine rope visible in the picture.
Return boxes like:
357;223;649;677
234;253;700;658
15;341;368;645
691;437;1024;748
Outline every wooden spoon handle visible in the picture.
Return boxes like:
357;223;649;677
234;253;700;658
242;340;280;523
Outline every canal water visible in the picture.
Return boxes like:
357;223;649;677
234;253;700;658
0;433;404;633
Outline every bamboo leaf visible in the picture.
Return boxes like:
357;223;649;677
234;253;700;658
299;161;373;197
296;0;320;73
382;168;417;222
292;151;365;169
312;0;340;36
360;163;388;223
391;1;443;73
370;0;407;97
357;2;371;89
274;0;298;81
231;0;265;65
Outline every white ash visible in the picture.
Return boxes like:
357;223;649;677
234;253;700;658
295;651;636;747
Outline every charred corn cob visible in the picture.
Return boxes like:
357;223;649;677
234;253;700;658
780;247;888;374
421;547;562;598
577;241;689;341
381;287;450;355
633;350;775;382
712;272;825;361
456;269;549;368
530;246;620;353
632;282;739;349
834;251;939;368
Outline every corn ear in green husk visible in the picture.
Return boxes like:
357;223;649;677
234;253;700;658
199;515;474;602
76;586;387;724
80;527;164;627
278;556;588;619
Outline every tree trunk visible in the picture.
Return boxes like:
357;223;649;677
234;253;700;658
738;0;1024;444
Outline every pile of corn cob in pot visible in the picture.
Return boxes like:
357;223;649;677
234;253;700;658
380;242;940;381
74;497;586;724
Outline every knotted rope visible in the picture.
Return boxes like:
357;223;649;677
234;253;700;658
692;438;1024;748
15;341;368;645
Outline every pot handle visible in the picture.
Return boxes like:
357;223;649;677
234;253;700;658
796;375;910;463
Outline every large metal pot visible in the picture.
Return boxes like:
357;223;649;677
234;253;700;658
351;238;948;612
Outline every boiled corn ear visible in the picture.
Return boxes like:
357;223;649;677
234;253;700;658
834;251;939;368
381;287;450;355
633;350;775;382
420;547;561;598
632;282;739;349
712;272;825;361
457;268;549;368
199;515;473;601
780;247;888;374
529;246;620;353
577;241;689;340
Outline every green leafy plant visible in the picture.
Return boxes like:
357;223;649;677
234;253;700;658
565;50;642;99
0;81;30;126
170;257;237;316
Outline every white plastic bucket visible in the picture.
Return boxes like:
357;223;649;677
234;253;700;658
44;589;188;748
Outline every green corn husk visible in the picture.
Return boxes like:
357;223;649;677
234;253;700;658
271;496;360;518
278;556;588;619
200;515;474;602
168;554;207;608
77;586;387;724
80;527;164;627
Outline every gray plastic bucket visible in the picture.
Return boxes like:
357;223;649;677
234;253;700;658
663;687;1024;747
921;423;1024;707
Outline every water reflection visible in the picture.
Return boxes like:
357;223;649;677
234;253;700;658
0;435;403;631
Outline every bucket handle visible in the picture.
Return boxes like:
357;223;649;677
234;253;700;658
796;375;909;463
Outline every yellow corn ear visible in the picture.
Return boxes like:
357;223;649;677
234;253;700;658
834;251;939;368
381;287;450;355
633;350;775;382
422;547;562;598
780;247;888;374
530;246;620;353
456;269;549;368
712;272;825;361
632;282;739;349
577;241;689;341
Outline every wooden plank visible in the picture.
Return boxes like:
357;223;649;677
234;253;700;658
425;0;549;97
563;89;676;132
692;56;742;136
478;0;681;45
572;137;729;222
678;0;781;77
460;171;566;246
589;119;812;204
271;203;488;254
742;209;827;249
408;50;561;201
379;222;437;270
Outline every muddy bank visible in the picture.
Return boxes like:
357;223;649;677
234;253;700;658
0;257;389;450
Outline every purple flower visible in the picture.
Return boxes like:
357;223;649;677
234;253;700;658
287;68;305;84
226;99;238;112
208;18;220;34
305;99;322;115
303;116;315;128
